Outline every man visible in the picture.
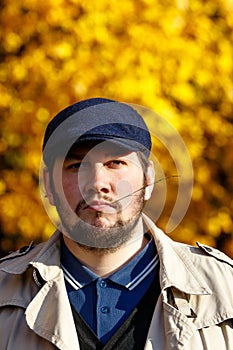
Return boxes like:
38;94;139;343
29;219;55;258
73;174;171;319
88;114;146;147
0;98;232;350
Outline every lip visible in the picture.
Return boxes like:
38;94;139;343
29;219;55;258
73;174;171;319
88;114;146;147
85;201;114;212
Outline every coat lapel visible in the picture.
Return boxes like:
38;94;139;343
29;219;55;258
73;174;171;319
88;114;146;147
25;271;80;350
142;215;211;349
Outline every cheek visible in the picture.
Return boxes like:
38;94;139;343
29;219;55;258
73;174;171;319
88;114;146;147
116;174;144;192
59;174;83;205
116;180;133;207
116;176;144;211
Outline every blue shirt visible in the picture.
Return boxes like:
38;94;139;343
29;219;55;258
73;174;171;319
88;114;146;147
61;235;159;344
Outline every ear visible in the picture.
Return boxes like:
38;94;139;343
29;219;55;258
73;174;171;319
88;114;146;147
43;167;55;206
144;160;155;201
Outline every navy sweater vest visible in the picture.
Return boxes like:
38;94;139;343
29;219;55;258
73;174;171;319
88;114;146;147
70;270;160;350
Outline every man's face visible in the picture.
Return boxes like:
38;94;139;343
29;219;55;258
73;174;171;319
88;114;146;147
46;141;152;250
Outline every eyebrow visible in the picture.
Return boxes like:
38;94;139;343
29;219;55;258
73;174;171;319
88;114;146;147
65;148;131;161
64;152;85;161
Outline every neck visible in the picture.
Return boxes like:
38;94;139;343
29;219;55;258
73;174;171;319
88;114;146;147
62;219;148;277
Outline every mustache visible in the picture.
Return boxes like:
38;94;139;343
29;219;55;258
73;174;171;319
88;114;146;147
76;193;120;213
76;175;179;210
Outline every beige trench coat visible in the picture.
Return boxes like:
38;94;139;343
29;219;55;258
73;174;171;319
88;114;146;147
0;214;232;350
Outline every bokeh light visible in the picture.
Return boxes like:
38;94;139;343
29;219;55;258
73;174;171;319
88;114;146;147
0;0;232;257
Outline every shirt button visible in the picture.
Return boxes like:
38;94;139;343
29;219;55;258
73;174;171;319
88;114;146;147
101;306;109;314
99;280;107;288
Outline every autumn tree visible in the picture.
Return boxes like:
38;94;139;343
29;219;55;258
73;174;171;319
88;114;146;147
0;0;232;257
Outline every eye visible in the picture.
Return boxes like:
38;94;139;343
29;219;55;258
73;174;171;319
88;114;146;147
105;160;127;169
66;161;90;171
66;162;81;170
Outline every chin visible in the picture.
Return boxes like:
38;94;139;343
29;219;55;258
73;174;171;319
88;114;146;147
81;212;118;228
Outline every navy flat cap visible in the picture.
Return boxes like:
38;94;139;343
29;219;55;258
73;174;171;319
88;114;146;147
42;98;152;165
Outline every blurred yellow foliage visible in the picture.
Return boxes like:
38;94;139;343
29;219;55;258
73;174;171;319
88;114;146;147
0;0;233;257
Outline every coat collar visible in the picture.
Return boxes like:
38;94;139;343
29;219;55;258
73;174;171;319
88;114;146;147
142;214;212;296
1;215;212;296
0;231;80;349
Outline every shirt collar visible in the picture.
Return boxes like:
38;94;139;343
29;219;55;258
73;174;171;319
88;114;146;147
108;235;158;290
61;243;96;290
61;234;158;291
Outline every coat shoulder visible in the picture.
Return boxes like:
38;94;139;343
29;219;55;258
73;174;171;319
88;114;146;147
196;241;233;267
175;240;233;268
0;241;35;263
0;241;46;273
176;241;233;293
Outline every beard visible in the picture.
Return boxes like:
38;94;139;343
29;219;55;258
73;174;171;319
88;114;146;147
52;186;146;252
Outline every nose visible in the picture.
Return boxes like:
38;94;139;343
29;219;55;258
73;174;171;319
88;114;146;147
83;163;111;195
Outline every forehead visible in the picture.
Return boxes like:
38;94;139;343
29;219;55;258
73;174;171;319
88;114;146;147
65;141;135;159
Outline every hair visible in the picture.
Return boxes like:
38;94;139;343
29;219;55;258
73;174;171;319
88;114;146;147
137;150;150;176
